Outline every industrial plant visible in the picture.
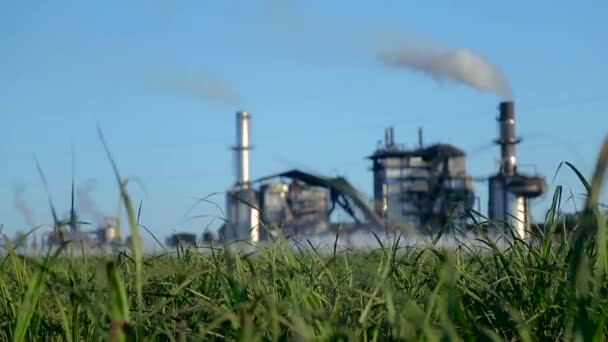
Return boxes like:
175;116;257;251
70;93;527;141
3;215;125;255
3;100;550;254
220;101;548;244
40;215;122;250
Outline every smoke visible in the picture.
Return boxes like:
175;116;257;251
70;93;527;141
376;35;513;99
145;70;243;108
265;0;334;45
76;179;105;226
13;184;36;228
257;1;513;99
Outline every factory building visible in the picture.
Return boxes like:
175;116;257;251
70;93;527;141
39;214;123;251
220;167;385;242
11;101;549;254
220;100;548;243
219;110;385;241
368;127;476;232
258;179;329;236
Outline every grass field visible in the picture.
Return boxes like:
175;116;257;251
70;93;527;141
1;134;607;341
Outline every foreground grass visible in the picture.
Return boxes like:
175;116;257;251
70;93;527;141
0;135;607;341
3;224;608;342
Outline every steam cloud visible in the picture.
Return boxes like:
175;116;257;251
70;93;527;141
258;0;513;99
377;38;513;99
13;184;36;228
76;179;105;226
146;70;243;108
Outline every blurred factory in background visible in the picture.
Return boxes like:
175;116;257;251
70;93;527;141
4;101;550;254
6;214;124;255
220;101;548;244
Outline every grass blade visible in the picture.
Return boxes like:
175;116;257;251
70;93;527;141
97;127;144;312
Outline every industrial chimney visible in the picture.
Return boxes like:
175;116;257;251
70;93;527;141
235;111;251;188
488;101;547;239
497;101;519;176
225;110;261;244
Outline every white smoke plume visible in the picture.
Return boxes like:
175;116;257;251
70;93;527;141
257;1;513;99
13;184;36;228
376;36;513;99
145;70;243;108
76;179;105;226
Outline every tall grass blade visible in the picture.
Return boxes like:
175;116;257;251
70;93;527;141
34;157;59;225
97;127;144;312
12;243;67;342
12;270;45;342
106;261;133;342
586;135;608;213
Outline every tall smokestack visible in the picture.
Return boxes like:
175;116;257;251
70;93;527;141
235;111;252;187
226;110;260;244
489;100;546;240
496;101;519;176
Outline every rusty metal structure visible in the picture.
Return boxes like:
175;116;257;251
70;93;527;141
254;169;383;234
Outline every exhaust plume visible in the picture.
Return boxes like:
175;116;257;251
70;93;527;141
257;1;513;99
146;70;243;108
13;184;36;228
377;36;512;99
76;179;105;226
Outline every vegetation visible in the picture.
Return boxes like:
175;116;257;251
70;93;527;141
0;134;607;341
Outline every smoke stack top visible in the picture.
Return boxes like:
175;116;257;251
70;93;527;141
496;100;519;175
378;39;513;100
499;101;515;120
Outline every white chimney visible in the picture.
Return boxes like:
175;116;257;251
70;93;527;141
235;111;251;187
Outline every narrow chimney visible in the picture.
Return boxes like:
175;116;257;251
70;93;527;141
235;111;251;187
385;127;394;148
418;127;424;148
497;101;519;175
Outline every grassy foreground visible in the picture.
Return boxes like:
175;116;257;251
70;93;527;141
0;135;607;341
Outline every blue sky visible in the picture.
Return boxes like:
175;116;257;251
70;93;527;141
1;0;606;245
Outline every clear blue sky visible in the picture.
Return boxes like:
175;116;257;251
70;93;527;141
1;0;606;245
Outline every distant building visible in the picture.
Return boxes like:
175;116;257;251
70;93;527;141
368;128;475;232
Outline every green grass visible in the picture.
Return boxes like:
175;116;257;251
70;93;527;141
0;134;607;341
